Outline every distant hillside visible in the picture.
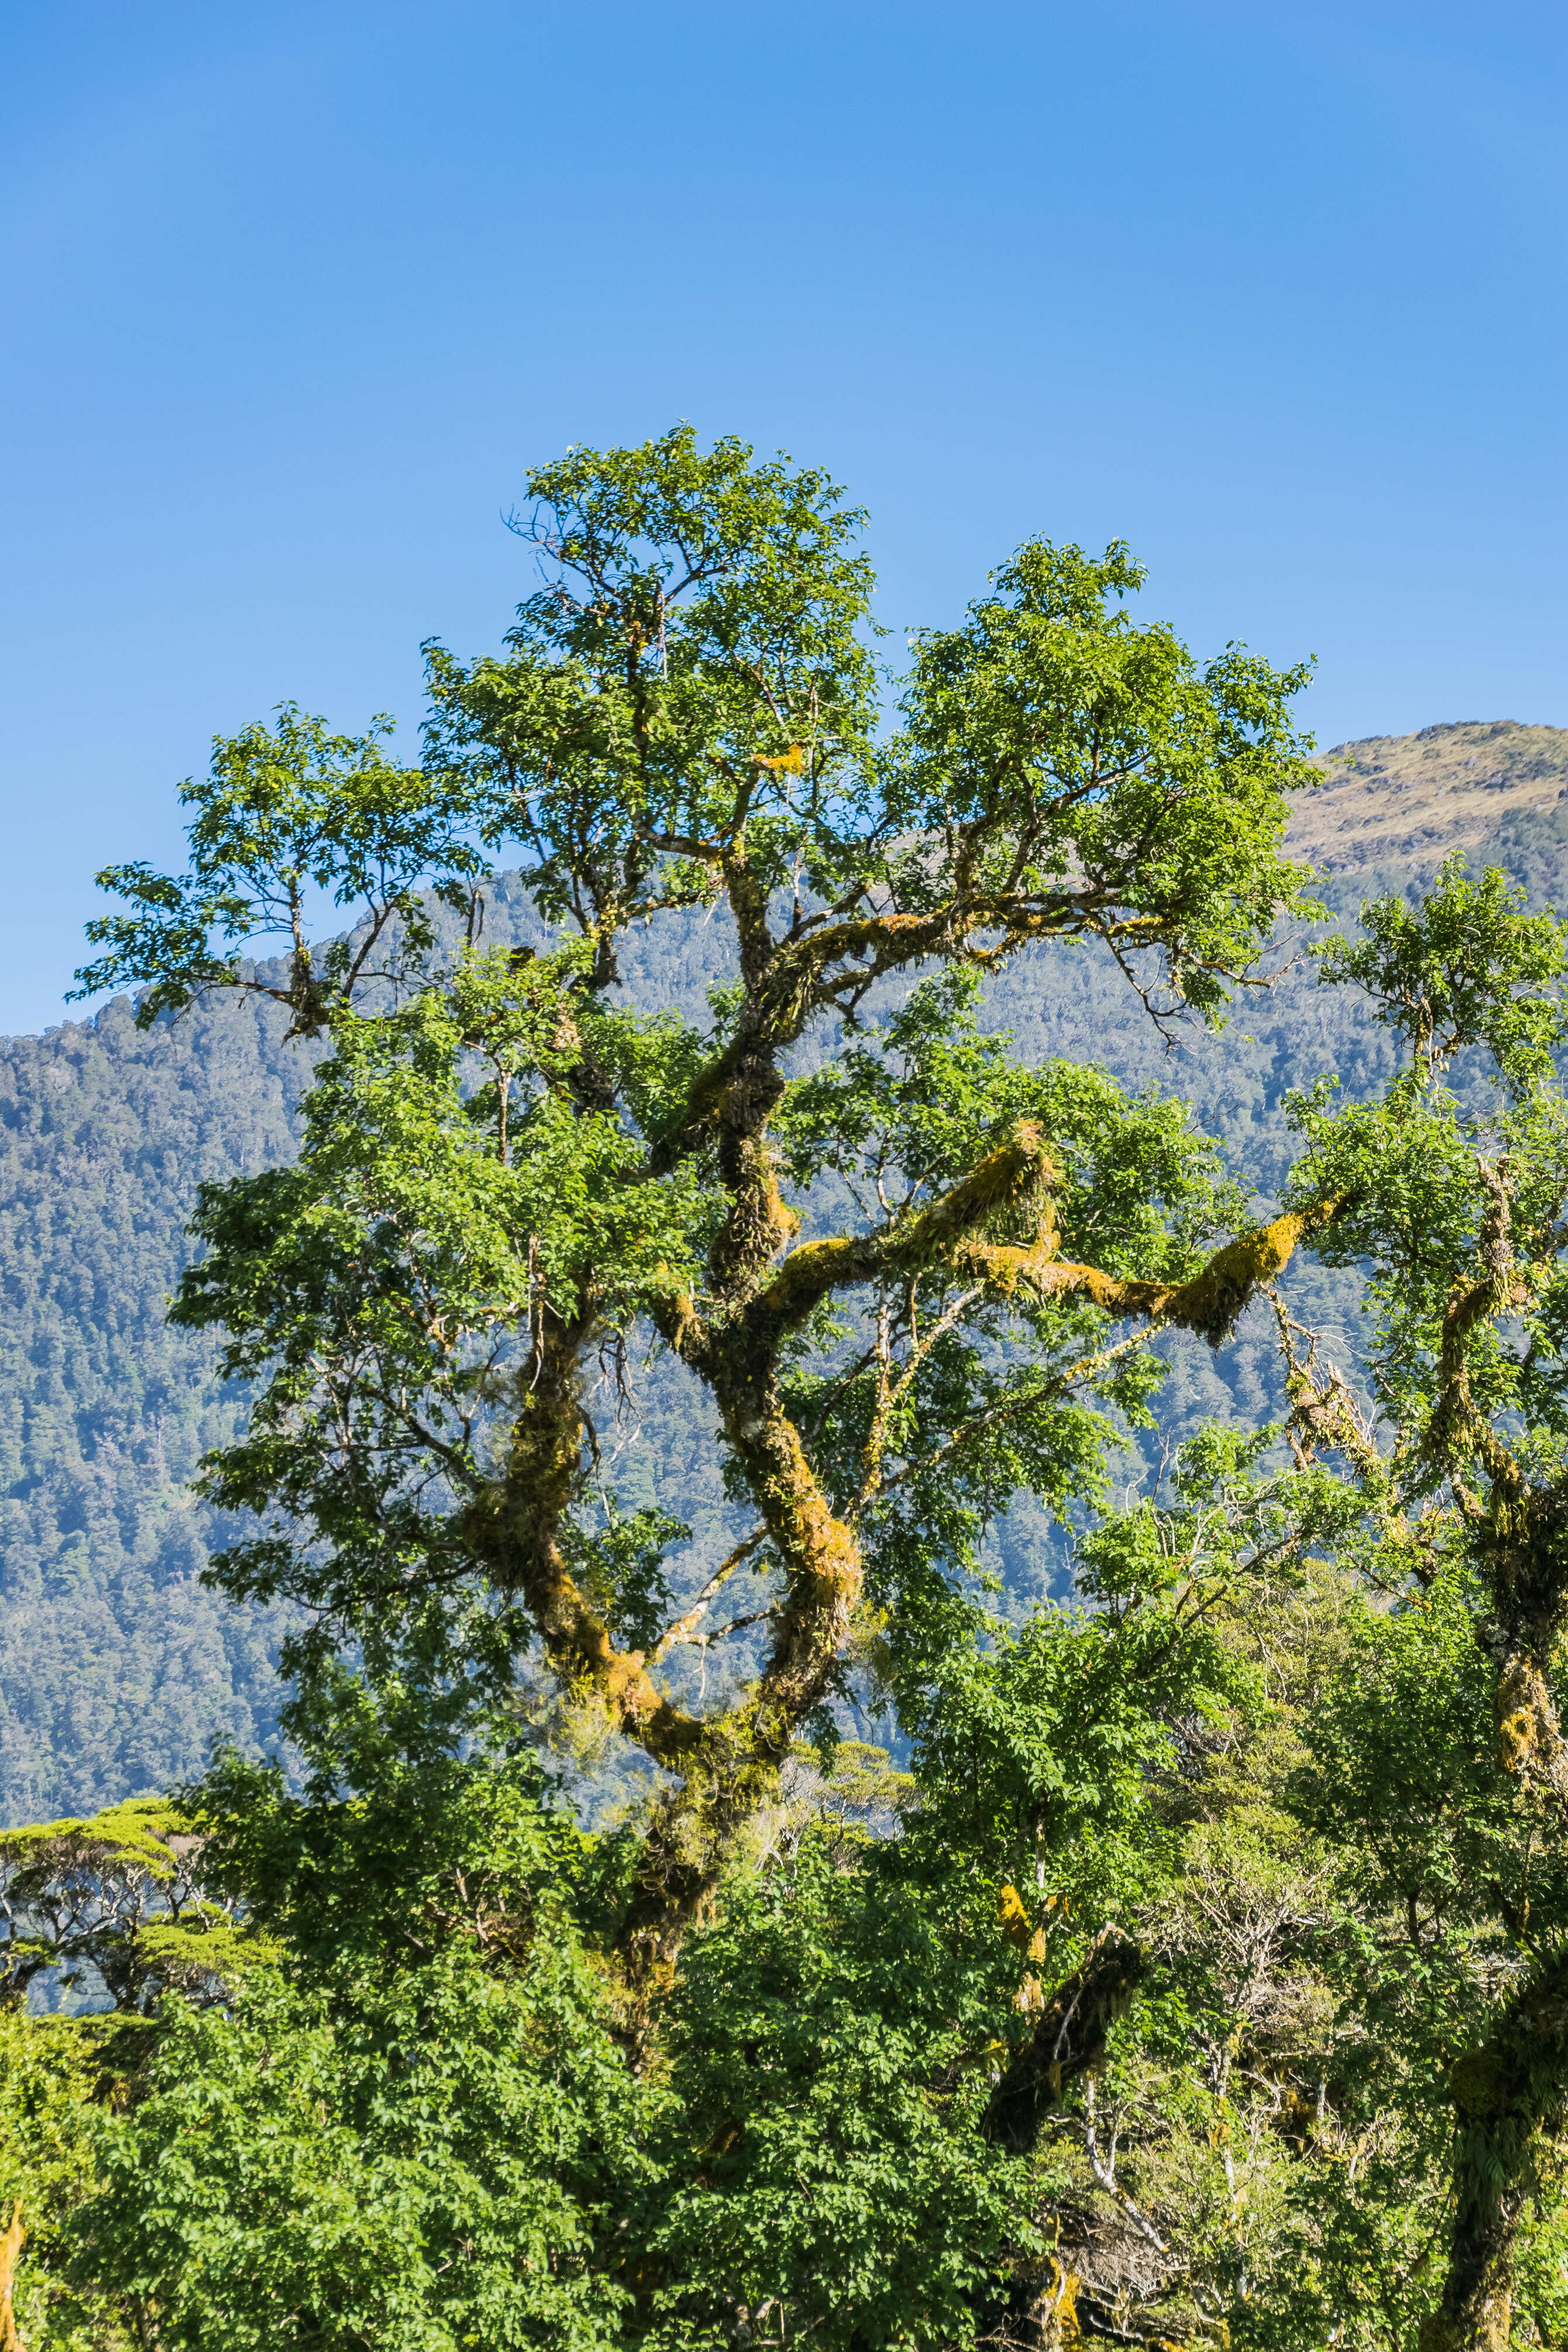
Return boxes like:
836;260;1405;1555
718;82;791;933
0;989;310;1819
3;732;1566;1817
1294;718;1568;875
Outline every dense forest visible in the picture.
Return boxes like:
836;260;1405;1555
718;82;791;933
6;431;1568;2349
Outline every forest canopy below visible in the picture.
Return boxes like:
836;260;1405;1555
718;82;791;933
4;430;1568;2347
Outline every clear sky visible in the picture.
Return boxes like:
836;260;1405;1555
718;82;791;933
3;0;1566;1035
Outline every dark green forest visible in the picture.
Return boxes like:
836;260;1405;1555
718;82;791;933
9;432;1568;2350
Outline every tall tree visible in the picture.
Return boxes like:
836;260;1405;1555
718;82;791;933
77;427;1324;1976
1274;860;1568;2350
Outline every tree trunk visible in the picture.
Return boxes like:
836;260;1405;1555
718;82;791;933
614;1378;862;1981
1418;2172;1523;2352
1421;1945;1568;2350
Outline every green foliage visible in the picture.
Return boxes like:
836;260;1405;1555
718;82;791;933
559;1506;689;1656
1267;864;1568;2340
888;538;1320;1020
648;1842;1043;2351
0;1796;240;2013
425;426;882;937
73;1955;640;2352
1315;854;1568;1093
74;706;489;1031
1304;1568;1522;1964
776;968;1251;1684
187;1737;592;1979
83;425;1319;1050
67;1751;647;2351
777;967;1243;1278
0;2006;125;2351
1284;1070;1568;1470
164;943;721;1712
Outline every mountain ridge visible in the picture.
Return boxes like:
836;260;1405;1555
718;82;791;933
1295;717;1568;874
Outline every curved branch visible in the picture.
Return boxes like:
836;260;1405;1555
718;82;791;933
751;1122;1060;1333
1424;1160;1531;1491
981;1923;1145;2152
958;1201;1337;1348
650;1529;768;1663
649;859;1288;1175
456;1309;707;1766
757;1142;1336;1357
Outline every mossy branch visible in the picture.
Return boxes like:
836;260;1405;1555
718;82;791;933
979;1924;1145;2154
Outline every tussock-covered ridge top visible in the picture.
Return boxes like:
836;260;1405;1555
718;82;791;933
1294;718;1568;874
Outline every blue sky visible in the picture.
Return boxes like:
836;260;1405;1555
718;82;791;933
4;0;1566;1034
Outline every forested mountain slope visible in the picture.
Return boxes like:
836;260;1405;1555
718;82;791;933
2;723;1564;1818
0;990;312;1818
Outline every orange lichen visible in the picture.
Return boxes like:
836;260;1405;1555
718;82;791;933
0;2204;24;2352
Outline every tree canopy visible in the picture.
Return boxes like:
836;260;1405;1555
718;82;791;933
74;425;1326;1981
